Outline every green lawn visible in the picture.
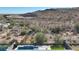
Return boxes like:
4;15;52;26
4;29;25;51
51;45;64;50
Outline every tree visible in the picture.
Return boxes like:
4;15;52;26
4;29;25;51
35;32;46;45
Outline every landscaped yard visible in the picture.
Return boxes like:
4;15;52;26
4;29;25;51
50;45;64;50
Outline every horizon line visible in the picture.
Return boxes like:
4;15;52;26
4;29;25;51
0;7;79;14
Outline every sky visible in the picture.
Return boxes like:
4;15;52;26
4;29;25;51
0;0;79;7
0;0;79;14
0;7;50;14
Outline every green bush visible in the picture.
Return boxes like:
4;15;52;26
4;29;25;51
35;32;46;44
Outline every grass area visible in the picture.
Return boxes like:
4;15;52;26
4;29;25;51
51;45;64;50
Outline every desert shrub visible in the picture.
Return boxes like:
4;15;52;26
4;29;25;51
31;26;41;32
35;32;46;45
19;22;24;27
20;31;26;36
50;27;64;34
8;25;13;29
42;28;48;33
74;23;79;33
54;34;63;44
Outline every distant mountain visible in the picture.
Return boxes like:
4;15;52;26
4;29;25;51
1;7;79;25
20;13;37;17
19;7;79;20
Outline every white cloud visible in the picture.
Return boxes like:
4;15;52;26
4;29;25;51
0;0;79;7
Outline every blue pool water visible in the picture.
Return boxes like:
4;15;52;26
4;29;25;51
0;47;7;51
18;46;38;50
